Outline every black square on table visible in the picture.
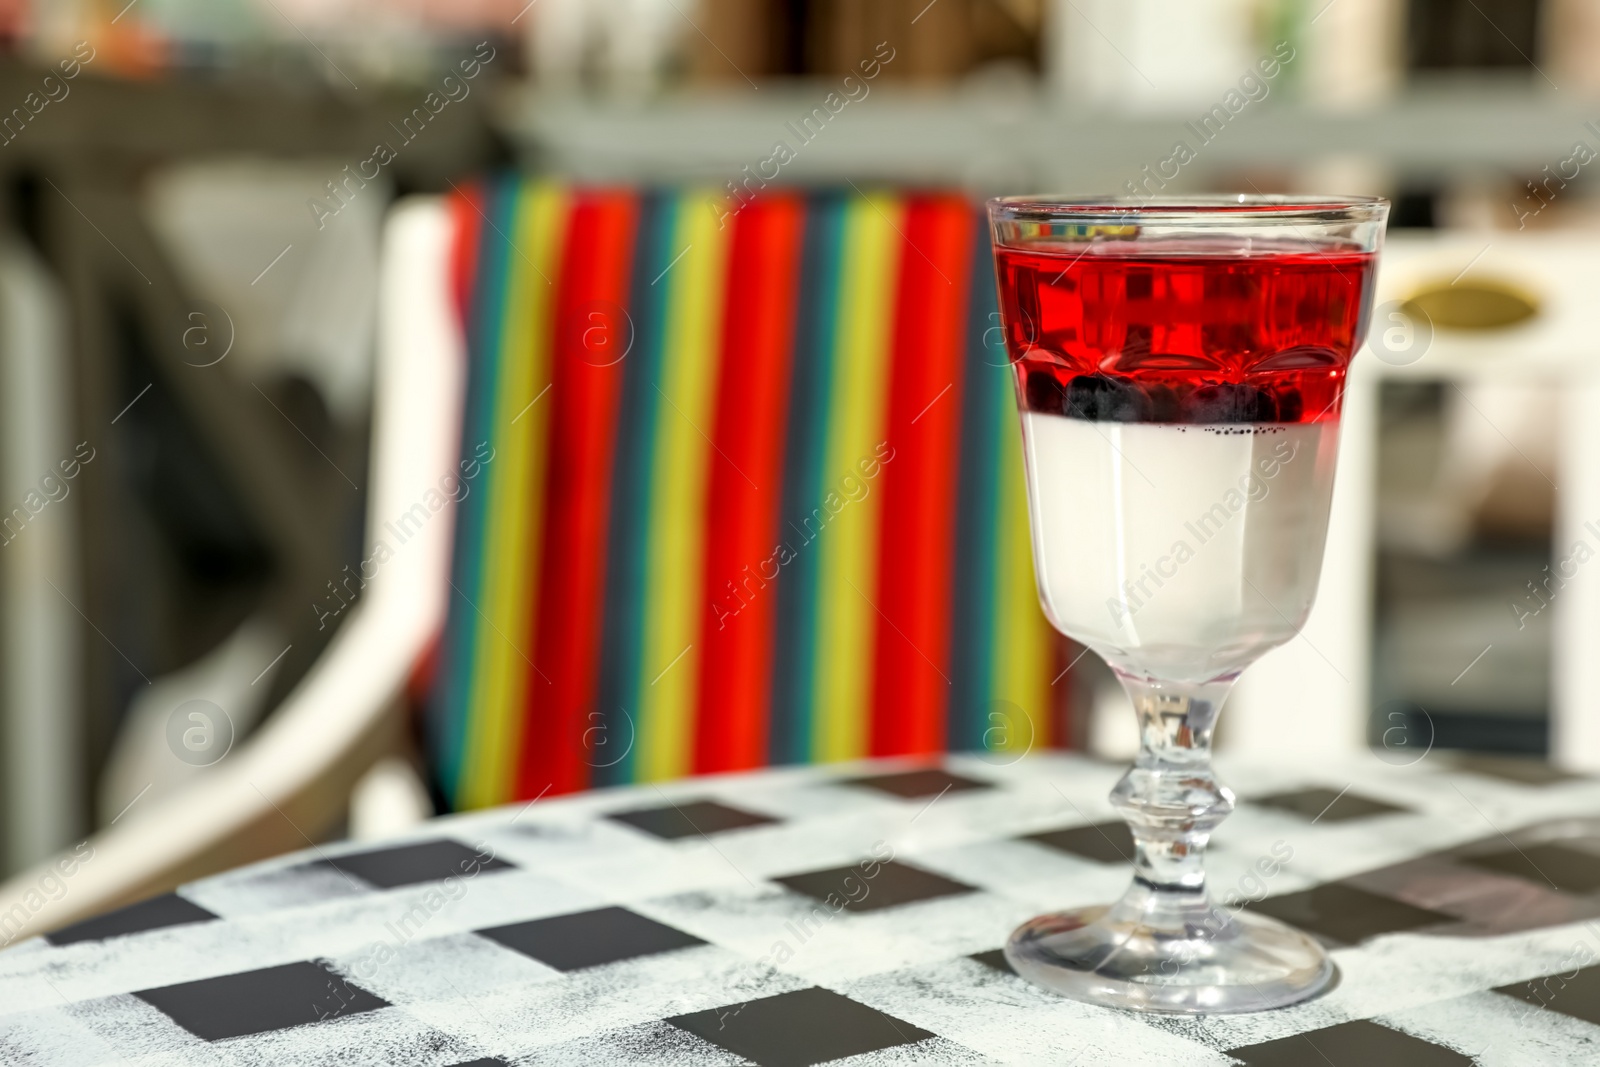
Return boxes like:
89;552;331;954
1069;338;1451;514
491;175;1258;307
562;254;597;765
1461;841;1600;894
1249;787;1408;823
1229;1019;1472;1066
47;893;218;946
773;860;975;913
316;839;513;890
134;960;388;1041
970;948;1015;974
606;800;779;840
670;986;933;1067
1494;963;1600;1026
1023;821;1135;865
842;767;992;799
476;906;704;972
1243;882;1452;946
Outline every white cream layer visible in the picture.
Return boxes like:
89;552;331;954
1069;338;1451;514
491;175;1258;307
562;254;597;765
1020;413;1340;682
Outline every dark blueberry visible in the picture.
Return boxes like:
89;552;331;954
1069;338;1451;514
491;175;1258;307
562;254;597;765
1024;370;1069;415
1249;388;1281;421
1179;383;1277;424
1275;389;1302;422
1064;375;1151;422
1144;383;1181;422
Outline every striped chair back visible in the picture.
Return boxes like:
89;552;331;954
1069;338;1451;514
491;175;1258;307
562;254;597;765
427;180;1071;810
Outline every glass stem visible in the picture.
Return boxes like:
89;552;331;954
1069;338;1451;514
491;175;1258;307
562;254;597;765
1110;674;1236;901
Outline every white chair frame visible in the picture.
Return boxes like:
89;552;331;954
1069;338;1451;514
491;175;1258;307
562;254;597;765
0;198;462;941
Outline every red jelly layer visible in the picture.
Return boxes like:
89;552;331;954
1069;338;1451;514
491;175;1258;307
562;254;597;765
994;242;1377;424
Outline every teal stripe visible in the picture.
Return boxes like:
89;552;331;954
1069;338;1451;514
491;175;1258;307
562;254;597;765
436;176;518;803
460;179;526;792
949;215;1005;751
769;193;845;764
592;191;676;785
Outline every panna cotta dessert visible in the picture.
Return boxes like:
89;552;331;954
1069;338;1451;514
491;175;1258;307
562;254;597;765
994;239;1377;683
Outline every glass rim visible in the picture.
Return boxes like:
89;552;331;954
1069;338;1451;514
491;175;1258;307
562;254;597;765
988;193;1390;224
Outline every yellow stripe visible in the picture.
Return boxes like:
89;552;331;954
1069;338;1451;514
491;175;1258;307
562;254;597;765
812;193;902;763
991;384;1052;754
460;181;568;808
635;192;730;781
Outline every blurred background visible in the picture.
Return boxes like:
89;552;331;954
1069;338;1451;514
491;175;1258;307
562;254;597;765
0;0;1593;884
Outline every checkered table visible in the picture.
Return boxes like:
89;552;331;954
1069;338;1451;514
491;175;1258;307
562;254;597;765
6;752;1600;1065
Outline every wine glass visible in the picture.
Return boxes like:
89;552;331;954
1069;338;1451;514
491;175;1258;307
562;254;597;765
989;195;1388;1014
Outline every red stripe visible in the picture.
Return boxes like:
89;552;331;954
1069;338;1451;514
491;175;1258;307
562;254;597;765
517;189;639;798
694;195;805;773
448;184;484;333
1049;638;1077;749
870;196;975;757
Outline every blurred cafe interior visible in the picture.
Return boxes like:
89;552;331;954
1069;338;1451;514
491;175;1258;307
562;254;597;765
1;0;1598;943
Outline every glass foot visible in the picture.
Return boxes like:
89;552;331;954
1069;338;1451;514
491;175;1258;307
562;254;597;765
1005;893;1335;1015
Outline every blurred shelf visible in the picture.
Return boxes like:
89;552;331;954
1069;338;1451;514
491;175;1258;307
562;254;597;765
501;81;1595;187
0;60;499;184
